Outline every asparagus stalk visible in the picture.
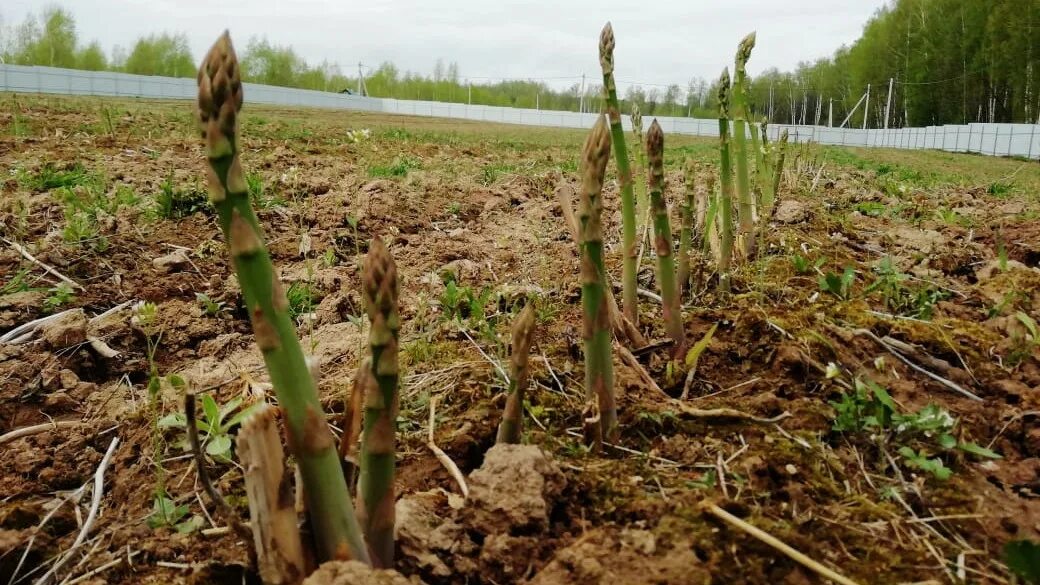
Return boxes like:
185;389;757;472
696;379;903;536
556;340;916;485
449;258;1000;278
496;304;537;444
677;158;695;298
716;69;736;293
646;120;686;353
631;104;648;233
731;32;757;259
599;22;639;328
357;236;400;568
773;129;790;204
195;32;369;565
579;114;617;442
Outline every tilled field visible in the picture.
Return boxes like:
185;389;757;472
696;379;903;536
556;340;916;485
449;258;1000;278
1;95;1039;584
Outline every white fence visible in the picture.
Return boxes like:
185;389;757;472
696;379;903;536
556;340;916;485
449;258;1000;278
3;64;1039;160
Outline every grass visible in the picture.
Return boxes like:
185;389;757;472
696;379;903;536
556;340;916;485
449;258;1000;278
368;155;422;178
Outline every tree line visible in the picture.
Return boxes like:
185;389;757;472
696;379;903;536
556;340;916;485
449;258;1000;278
743;0;1040;127
0;6;713;117
3;2;1038;125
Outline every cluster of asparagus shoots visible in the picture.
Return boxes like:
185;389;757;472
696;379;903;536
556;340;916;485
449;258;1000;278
705;32;789;292
196;31;402;579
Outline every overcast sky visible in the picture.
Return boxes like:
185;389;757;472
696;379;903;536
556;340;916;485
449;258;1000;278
3;0;887;90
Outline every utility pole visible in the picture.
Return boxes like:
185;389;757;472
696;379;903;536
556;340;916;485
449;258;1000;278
536;92;540;110
884;77;894;129
357;62;366;96
863;83;871;129
768;82;774;123
828;99;834;127
579;73;586;113
468;80;472;105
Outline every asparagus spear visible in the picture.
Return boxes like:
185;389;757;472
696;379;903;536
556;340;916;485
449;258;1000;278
195;31;369;565
646;120;685;353
631;103;648;231
579;114;617;442
773;129;790;205
716;69;736;293
357;236;400;568
678;158;695;297
599;22;639;328
731;32;757;259
496;304;537;444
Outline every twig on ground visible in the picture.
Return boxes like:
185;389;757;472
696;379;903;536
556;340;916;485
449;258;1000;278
704;503;863;585
426;397;469;498
3;238;85;291
854;329;981;401
673;404;791;424
0;309;77;344
689;377;761;402
36;437;119;585
64;552;140;585
460;328;509;385
614;342;666;396
0;421;81;445
987;410;1039;450
563;429;685;468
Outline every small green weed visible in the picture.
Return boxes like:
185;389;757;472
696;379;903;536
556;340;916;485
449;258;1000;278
195;293;227;317
988;181;1013;198
854;201;886;217
1;268;42;295
830;379;1000;480
864;257;947;319
367;156;421;178
791;254;824;275
19;163;96;191
1004;539;1040;584
43;283;76;313
155;175;210;220
287;281;317;319
818;267;856;300
148;492;202;533
158;394;262;463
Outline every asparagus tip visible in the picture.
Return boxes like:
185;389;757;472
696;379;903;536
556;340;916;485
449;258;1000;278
717;68;731;115
599;23;615;71
646;119;663;160
583;114;612;178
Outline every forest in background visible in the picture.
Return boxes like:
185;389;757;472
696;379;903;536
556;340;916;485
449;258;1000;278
2;1;1038;126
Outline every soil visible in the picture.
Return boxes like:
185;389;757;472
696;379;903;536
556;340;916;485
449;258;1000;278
1;95;1039;584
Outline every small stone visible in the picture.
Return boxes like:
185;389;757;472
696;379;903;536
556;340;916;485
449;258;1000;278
620;528;656;555
43;391;77;411
785;464;798;475
59;369;80;389
152;249;191;273
774;200;809;224
302;560;421;585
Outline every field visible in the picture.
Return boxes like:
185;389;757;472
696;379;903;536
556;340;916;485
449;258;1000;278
1;94;1039;584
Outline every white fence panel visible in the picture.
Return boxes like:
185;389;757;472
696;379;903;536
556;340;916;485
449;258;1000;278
2;64;1038;159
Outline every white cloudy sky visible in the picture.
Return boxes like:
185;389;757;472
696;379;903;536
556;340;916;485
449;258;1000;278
3;0;887;89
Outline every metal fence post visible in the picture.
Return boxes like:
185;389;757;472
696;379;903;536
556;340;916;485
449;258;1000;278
993;128;999;156
1008;128;1014;157
1030;124;1037;160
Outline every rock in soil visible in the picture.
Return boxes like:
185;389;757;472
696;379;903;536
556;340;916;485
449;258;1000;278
152;248;192;273
528;528;711;585
302;560;423;585
40;309;88;348
773;199;810;224
462;444;566;535
395;490;478;579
